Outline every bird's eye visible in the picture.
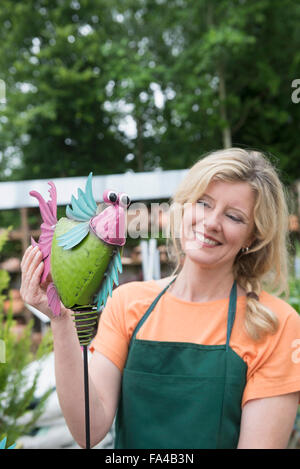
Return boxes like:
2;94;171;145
108;191;118;204
119;193;131;208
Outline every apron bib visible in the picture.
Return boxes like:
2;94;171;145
115;277;247;449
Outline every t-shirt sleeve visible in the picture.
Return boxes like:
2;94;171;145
90;286;129;372
242;306;300;407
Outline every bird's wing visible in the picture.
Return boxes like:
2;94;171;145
57;221;90;250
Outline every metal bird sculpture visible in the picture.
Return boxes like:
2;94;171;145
30;172;130;448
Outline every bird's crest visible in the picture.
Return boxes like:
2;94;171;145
57;172;97;250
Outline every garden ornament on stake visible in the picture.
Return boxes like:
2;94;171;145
30;173;130;449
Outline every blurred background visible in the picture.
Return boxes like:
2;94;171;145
0;0;300;449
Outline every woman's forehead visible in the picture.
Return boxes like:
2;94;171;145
200;180;254;203
191;180;256;220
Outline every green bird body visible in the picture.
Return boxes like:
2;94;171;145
51;217;113;308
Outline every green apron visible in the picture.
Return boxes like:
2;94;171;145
115;277;247;449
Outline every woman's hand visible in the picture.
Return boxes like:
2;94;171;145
20;245;68;320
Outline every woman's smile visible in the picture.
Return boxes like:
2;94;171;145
181;180;256;265
193;231;223;246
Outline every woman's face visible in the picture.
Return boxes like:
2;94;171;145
180;179;256;267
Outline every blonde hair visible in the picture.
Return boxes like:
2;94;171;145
167;147;293;342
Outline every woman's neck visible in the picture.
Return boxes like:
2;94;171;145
168;258;237;302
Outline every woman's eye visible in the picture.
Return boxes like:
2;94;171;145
197;200;208;206
198;200;242;223
228;215;242;223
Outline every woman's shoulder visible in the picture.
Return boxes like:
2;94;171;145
112;277;165;303
259;290;300;325
151;275;176;289
116;276;175;293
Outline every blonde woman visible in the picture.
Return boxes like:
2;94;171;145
21;148;300;449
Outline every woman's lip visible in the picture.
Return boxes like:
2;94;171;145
194;231;222;244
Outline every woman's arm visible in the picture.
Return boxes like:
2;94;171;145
20;245;122;448
51;315;121;448
237;392;299;449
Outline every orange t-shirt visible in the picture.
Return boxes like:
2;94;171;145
90;279;300;408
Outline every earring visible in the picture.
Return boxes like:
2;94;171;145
241;246;249;253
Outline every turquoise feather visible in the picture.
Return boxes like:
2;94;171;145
57;222;90;250
85;173;97;212
58;172;99;248
66;172;97;222
95;251;123;309
76;188;96;216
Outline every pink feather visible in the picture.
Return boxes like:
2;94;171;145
30;182;57;284
47;283;61;316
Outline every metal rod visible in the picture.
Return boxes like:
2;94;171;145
83;345;90;449
72;306;100;449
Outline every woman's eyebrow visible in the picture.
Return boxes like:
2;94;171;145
201;193;249;219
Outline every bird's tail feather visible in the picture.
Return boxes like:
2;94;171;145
30;182;57;283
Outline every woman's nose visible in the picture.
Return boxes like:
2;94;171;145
202;210;222;231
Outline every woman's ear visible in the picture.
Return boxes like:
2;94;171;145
247;235;256;248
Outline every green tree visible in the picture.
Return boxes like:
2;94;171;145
136;0;300;180
0;0;300;182
0;0;132;179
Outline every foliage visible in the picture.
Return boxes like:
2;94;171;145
289;275;300;314
0;436;16;449
0;228;12;308
0;228;53;448
0;0;299;181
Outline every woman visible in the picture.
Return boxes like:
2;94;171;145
21;147;300;449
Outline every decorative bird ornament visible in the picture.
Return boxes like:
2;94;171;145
30;172;129;327
30;173;130;448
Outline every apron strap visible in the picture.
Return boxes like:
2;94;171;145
129;276;237;349
226;280;237;351
130;276;177;345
